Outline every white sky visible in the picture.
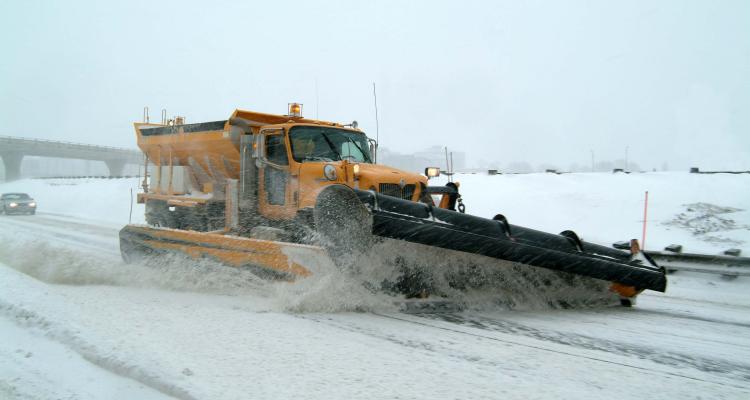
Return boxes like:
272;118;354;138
1;0;748;171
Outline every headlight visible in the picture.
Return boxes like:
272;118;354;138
28;202;36;207
323;164;337;181
425;167;441;178
352;164;360;177
9;202;17;207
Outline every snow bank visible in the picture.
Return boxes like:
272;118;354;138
437;171;750;254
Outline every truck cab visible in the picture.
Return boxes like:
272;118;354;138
250;121;428;221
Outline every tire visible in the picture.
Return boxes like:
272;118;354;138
313;184;373;257
145;200;178;228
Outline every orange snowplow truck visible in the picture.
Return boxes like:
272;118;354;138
121;103;665;304
131;104;456;236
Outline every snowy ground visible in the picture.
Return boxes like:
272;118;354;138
1;173;749;399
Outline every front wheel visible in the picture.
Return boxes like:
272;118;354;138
313;185;374;259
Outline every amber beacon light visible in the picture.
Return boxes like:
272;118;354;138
288;103;303;117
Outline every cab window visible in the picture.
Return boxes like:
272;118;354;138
289;126;373;163
265;135;289;166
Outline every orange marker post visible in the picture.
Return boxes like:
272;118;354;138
641;191;649;250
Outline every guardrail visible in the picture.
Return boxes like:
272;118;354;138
611;240;749;279
644;250;750;267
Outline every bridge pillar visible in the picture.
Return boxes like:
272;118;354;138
105;159;127;177
0;152;24;181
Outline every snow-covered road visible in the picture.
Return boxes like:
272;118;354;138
2;211;749;399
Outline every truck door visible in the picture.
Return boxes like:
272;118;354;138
258;129;294;219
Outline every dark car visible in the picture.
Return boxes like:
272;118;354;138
1;193;37;215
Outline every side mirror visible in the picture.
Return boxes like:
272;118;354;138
368;139;378;163
253;134;264;159
425;167;441;178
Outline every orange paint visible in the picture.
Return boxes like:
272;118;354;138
128;226;316;278
642;191;649;250
609;282;641;298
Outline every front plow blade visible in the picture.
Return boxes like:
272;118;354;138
354;190;667;293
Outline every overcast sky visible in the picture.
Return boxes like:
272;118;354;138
1;0;748;171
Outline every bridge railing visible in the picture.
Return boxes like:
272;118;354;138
0;134;141;155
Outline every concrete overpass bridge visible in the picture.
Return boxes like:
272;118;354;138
0;135;143;181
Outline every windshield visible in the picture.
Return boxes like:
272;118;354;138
289;126;372;163
2;193;30;200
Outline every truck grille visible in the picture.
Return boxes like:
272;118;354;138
380;183;416;200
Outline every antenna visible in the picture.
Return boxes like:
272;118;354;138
625;146;629;171
445;147;452;182
373;82;380;144
315;78;320;120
